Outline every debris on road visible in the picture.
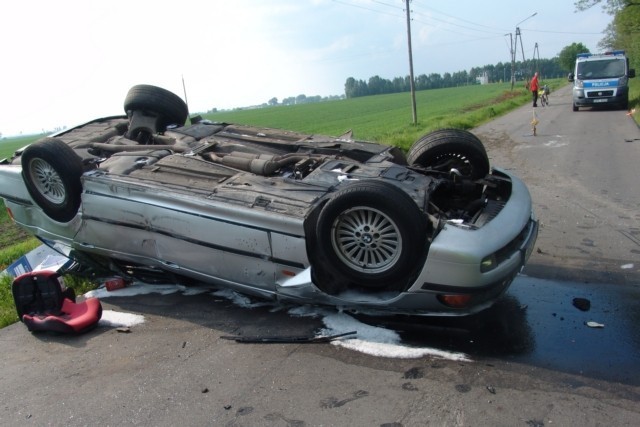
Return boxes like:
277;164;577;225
585;321;605;329
220;330;357;343
572;297;591;311
531;110;539;136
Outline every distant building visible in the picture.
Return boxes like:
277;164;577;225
476;71;490;85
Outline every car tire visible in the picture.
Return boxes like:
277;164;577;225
407;129;489;179
124;84;189;128
21;138;84;222
572;103;579;112
315;180;427;292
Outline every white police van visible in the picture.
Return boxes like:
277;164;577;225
568;50;635;111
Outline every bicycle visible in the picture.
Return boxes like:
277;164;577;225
538;85;550;106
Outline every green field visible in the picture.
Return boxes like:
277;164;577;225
203;82;535;151
0;134;44;160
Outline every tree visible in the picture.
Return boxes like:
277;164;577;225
575;0;640;71
268;97;278;106
368;75;383;95
345;77;370;98
611;5;640;71
558;42;590;71
574;0;628;14
597;21;618;50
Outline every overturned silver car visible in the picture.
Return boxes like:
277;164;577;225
0;85;537;315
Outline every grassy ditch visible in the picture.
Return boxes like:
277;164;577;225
629;78;640;125
0;80;558;328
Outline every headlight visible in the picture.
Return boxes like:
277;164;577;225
575;79;584;88
619;76;628;86
480;254;497;273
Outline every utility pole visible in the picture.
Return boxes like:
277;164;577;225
533;43;540;77
404;0;417;125
510;12;537;90
508;33;515;90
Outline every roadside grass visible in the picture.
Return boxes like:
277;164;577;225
0;237;41;272
0;204;34;256
629;78;640;125
0;80;559;328
0;275;19;327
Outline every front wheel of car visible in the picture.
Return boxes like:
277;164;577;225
314;181;428;292
407;129;490;180
21;138;83;222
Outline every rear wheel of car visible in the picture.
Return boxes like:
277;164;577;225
124;84;189;128
314;181;427;292
407;129;489;179
21;138;84;222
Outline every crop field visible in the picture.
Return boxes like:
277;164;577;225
204;82;534;150
0;134;44;160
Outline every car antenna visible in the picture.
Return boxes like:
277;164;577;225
181;74;192;123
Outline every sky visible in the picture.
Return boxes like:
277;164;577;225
0;0;611;136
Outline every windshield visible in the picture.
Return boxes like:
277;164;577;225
577;58;626;79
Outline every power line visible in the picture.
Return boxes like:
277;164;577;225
520;27;604;35
331;0;403;19
411;0;508;34
334;0;505;37
410;13;505;36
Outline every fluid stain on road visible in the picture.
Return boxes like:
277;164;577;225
356;275;640;386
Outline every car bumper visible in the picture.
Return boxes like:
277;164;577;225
573;86;628;106
412;169;536;288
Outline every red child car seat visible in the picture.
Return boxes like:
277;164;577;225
12;270;102;334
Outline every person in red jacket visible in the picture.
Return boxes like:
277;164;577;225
530;72;539;107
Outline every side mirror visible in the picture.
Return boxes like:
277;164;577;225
567;73;574;82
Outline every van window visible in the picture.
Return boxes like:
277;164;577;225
577;59;625;79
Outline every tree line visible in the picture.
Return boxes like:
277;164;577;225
344;58;566;99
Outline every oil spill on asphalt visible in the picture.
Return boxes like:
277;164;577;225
359;275;640;386
89;275;640;386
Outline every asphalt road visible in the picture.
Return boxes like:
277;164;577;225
474;85;640;285
1;85;639;426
